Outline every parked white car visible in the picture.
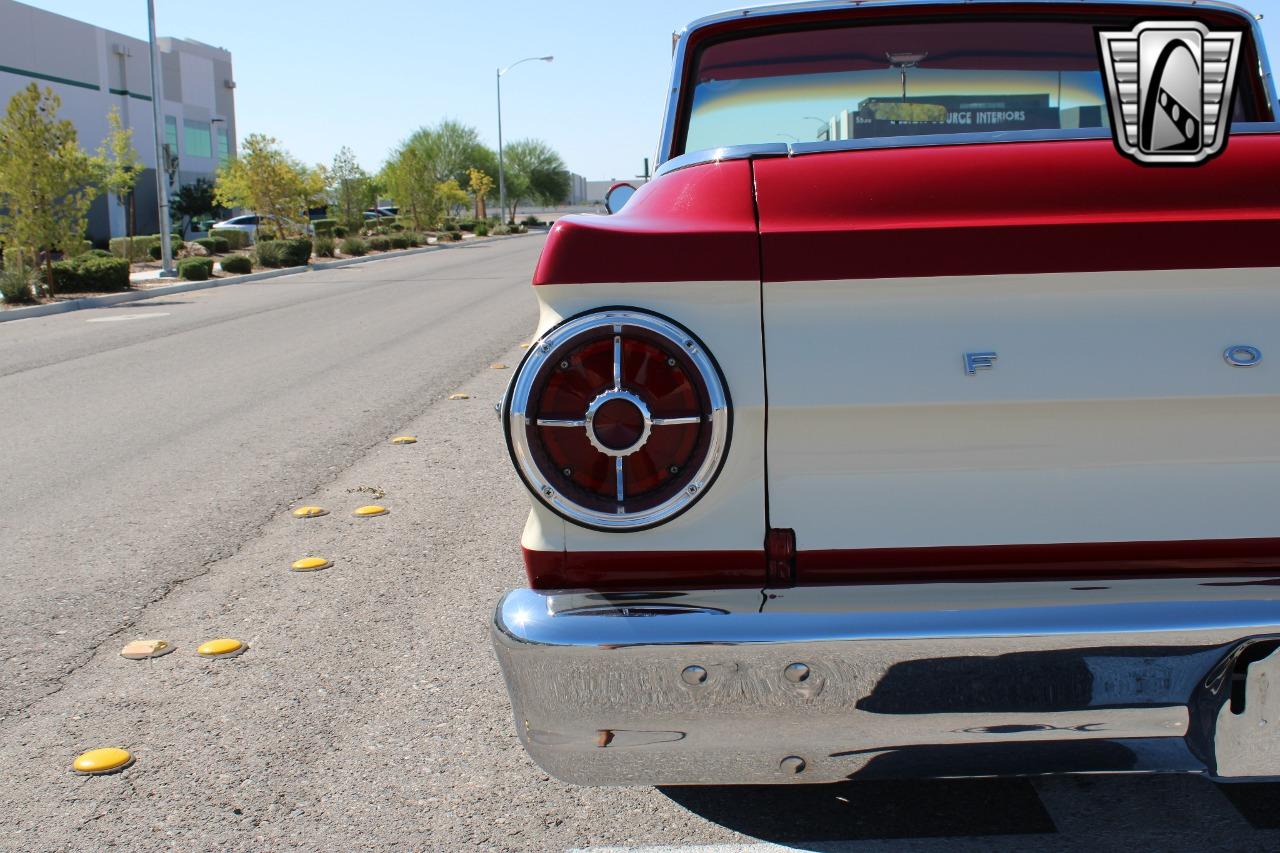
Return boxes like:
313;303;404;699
210;214;312;241
210;214;262;239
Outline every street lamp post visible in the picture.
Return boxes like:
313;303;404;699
496;55;552;224
146;0;176;277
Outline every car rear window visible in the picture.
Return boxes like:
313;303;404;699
680;17;1266;153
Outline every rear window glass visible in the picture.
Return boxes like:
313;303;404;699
681;18;1261;153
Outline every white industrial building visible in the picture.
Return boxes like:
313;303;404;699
0;0;237;241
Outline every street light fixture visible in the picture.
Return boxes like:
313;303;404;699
496;55;553;224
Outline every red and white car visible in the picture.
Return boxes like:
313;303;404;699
494;0;1280;785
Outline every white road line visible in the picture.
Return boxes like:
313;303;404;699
85;312;171;323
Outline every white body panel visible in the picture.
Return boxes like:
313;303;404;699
765;267;1280;550
522;281;766;553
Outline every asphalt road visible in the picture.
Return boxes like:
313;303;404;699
2;235;1279;851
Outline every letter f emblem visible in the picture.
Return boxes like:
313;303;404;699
964;352;998;375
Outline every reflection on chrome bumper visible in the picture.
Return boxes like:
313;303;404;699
491;578;1280;785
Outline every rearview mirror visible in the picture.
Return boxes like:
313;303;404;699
604;182;637;214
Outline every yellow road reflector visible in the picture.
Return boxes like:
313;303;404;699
490;363;507;370
353;505;388;518
291;556;331;572
292;506;328;518
74;747;134;775
449;393;469;400
120;639;175;660
390;436;417;445
197;638;246;659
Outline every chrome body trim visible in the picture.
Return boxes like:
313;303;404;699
1224;345;1263;367
493;578;1280;785
656;0;1277;167
504;309;731;531
584;389;653;458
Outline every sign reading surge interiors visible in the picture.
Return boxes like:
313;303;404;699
852;94;1067;138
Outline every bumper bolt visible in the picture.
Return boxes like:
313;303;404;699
681;665;708;685
780;755;806;774
784;663;811;683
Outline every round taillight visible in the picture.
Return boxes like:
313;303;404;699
504;309;731;530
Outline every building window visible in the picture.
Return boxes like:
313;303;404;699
164;115;178;152
184;120;212;159
216;127;230;165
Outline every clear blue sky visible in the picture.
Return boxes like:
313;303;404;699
22;0;1280;179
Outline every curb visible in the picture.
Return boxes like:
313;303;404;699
0;232;531;324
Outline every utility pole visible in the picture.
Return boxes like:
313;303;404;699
147;0;175;277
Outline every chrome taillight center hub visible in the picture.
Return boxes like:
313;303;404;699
585;389;652;457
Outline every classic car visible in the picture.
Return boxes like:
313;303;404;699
493;0;1280;785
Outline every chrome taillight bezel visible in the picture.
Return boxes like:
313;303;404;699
503;308;731;531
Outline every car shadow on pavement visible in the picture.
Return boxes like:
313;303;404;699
658;777;1056;845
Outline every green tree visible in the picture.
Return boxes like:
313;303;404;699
436;178;469;219
96;106;140;258
213;133;322;239
0;83;99;295
403;120;497;186
381;143;439;231
503;138;570;221
467;167;494;220
171;177;217;236
329;146;374;229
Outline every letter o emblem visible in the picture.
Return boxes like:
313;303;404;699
1224;345;1262;367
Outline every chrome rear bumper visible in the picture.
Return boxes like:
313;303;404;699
491;578;1280;785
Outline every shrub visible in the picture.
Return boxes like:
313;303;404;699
51;254;131;292
368;235;392;251
3;247;32;270
255;240;285;267
147;235;184;260
220;254;253;274
0;264;35;303
193;236;230;254
178;257;214;281
255;238;310;268
333;225;348;238
405;232;421;247
311;218;337;235
491;224;512;236
457;220;476;232
314;235;336;258
110;235;157;261
522;214;541;227
474;222;489;237
389;235;410;250
84;248;115;259
340;237;367;256
210;228;250;250
281;237;312;266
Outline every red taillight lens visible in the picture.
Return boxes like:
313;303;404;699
504;309;730;530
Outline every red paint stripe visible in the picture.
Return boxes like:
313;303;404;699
523;546;764;590
532;159;760;286
754;136;1280;282
523;538;1280;590
797;538;1280;584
